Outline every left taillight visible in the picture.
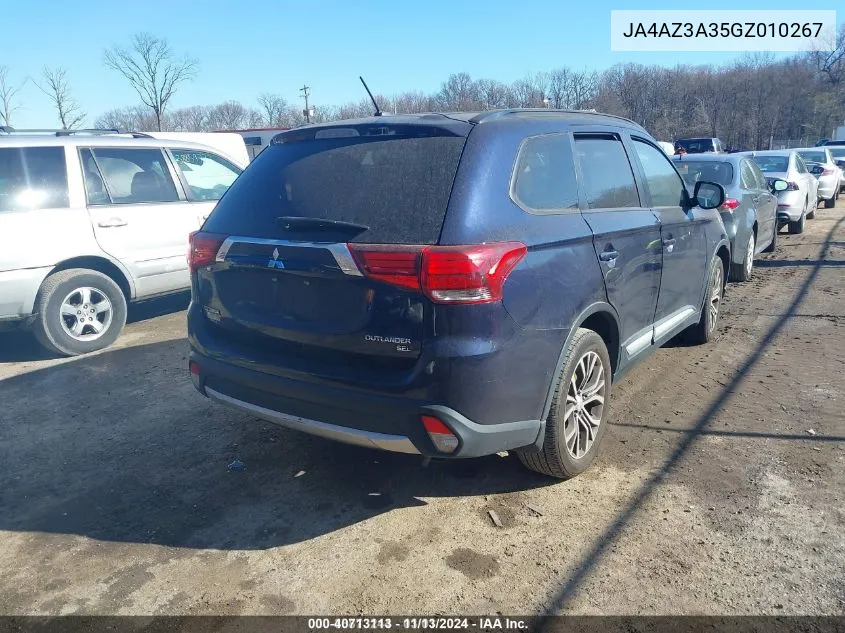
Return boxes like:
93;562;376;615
188;231;227;274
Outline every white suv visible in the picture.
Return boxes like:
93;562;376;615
0;129;247;355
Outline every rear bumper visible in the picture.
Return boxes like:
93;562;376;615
190;351;544;458
0;266;52;320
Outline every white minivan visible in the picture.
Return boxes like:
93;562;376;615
0;129;247;355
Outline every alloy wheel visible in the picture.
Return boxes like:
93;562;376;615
563;351;606;459
59;287;113;342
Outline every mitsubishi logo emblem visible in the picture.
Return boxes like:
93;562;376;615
267;247;284;269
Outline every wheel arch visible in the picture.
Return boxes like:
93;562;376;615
540;302;621;423
41;256;134;308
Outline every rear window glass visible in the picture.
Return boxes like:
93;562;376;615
754;156;789;173
674;160;734;186
0;146;69;212
204;129;466;244
827;147;845;158
511;134;578;213
676;139;714;154
797;151;826;163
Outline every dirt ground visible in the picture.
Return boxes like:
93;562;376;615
1;200;843;616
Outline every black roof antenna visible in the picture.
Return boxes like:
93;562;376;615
359;76;383;117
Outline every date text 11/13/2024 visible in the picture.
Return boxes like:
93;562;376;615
307;617;528;630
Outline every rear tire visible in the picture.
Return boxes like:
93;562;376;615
33;268;127;357
729;233;754;282
686;256;724;345
518;328;612;480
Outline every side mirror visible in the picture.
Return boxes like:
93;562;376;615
693;181;726;210
836;160;845;170
771;178;788;192
809;164;824;176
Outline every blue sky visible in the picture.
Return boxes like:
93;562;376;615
2;0;838;127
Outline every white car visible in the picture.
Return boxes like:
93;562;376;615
796;147;842;208
738;150;818;235
0;128;247;355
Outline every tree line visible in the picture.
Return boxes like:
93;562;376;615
2;27;843;150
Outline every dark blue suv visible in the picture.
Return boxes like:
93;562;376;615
187;110;730;479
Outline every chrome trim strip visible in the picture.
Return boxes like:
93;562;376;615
625;329;653;357
205;387;420;454
654;306;696;340
214;236;363;276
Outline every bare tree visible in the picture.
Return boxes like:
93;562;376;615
476;79;509;110
104;33;198;131
438;73;479;110
257;93;289;127
0;66;24;127
94;105;158;131
207;100;247;130
35;67;85;130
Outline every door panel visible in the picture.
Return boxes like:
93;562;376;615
81;147;195;297
749;160;777;247
573;134;663;357
629;138;706;329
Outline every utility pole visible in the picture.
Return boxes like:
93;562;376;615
299;84;313;124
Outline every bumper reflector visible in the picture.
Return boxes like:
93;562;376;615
189;361;201;391
421;415;459;454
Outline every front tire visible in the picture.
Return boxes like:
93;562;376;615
518;328;612;480
686;256;724;345
730;233;755;282
824;194;836;209
33;269;127;357
788;209;806;234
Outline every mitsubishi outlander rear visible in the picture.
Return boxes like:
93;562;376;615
188;110;730;479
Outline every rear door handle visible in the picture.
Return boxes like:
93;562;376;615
599;250;618;262
98;218;127;228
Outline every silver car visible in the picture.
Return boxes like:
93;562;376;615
820;143;845;194
796;147;842;208
674;153;781;281
738;150;818;235
0;128;246;355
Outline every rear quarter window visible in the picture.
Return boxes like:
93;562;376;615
511;134;578;213
0;146;69;212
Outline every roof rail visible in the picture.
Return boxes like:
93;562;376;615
469;108;642;128
0;126;153;138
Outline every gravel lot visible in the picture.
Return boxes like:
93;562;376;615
1;199;843;616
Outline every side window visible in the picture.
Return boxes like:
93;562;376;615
740;160;757;190
749;161;767;190
0;146;69;212
631;139;684;207
171;149;241;202
83;147;179;205
573;136;640;209
511;134;578;213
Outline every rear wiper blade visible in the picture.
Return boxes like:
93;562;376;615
276;216;369;236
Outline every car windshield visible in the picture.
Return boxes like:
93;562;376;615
674;160;734;186
675;139;714;154
798;151;826;163
754;155;789;172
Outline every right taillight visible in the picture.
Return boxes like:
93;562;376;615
188;231;227;273
719;198;740;211
348;242;527;305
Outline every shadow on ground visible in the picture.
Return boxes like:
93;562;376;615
0;338;553;550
